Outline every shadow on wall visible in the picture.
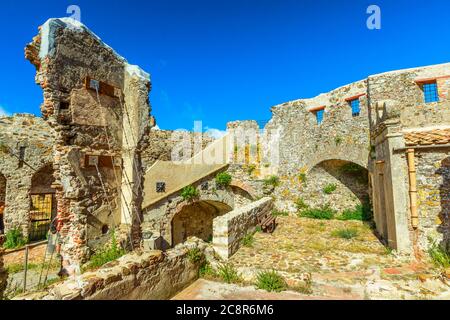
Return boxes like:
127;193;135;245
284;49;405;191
311;160;369;206
437;157;450;252
171;200;232;247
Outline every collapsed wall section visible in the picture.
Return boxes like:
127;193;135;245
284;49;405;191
25;18;152;266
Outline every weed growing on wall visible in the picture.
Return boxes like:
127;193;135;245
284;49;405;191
323;183;337;194
215;172;232;188
187;247;204;263
263;175;280;188
181;185;200;201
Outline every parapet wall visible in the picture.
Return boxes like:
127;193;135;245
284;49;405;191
16;238;206;300
213;197;273;260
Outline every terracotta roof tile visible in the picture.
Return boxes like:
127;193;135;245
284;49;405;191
404;129;450;146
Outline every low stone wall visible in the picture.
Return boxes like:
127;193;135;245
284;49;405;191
213;197;273;260
17;239;206;300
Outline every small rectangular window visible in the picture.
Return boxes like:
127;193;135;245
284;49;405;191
315;109;324;124
156;182;166;193
201;182;209;190
423;82;439;103
350;99;361;117
18;146;26;168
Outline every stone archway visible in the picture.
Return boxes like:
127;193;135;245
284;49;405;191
0;172;6;234
304;159;370;214
171;200;232;246
29;164;56;241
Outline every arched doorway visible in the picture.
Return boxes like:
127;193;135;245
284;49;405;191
0;172;6;234
172;200;232;246
29;164;56;242
305;159;370;215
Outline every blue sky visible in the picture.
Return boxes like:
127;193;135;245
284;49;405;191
0;0;449;131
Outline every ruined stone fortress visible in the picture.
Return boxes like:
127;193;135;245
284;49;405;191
0;18;449;298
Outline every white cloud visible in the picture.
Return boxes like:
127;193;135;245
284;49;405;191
204;127;227;140
0;105;10;117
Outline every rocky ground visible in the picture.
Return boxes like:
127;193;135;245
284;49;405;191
180;216;449;300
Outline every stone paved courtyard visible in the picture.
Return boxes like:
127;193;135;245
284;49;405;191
198;217;450;300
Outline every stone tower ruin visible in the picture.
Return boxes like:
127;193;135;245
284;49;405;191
25;18;152;267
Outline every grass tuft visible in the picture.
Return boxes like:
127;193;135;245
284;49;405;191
217;263;242;284
299;205;336;220
332;228;359;240
338;202;373;221
84;231;125;271
255;270;287;292
3;228;27;249
428;241;450;269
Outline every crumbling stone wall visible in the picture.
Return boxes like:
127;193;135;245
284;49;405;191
368;64;450;130
16;238;206;300
142;169;253;250
25;18;152;265
228;81;371;213
370;63;450;254
414;150;450;253
0;114;55;237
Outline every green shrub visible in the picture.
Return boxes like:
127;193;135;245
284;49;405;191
241;233;255;247
323;183;337;195
255;270;287;292
215;172;232;188
272;210;289;217
335;136;343;146
299;205;335;220
332;228;358;240
181;185;199;201
187;248;204;263
217;263;241;284
338;202;373;221
85;231;125;270
263;175;280;188
3;228;27;249
295;198;309;212
199;262;217;278
428;241;450;269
